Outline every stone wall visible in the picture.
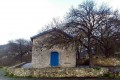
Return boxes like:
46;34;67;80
32;33;76;68
6;67;108;78
93;57;120;66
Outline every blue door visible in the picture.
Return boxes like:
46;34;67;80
50;52;59;66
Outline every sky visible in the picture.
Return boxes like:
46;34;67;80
0;0;120;45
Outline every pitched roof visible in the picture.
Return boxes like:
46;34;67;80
31;28;73;40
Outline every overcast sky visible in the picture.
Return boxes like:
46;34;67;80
0;0;120;45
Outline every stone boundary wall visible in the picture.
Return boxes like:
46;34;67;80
93;57;120;66
6;67;109;78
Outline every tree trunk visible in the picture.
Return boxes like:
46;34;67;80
77;47;80;60
89;51;94;67
20;54;23;63
76;46;80;67
88;35;94;67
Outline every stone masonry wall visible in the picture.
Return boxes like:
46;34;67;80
93;57;120;66
32;34;76;68
6;67;109;78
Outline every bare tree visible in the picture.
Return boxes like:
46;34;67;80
65;1;120;66
94;14;120;57
8;39;32;62
39;1;120;67
40;18;64;32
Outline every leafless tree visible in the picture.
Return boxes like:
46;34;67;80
94;14;120;57
40;18;65;32
63;1;120;66
39;1;120;67
8;39;32;62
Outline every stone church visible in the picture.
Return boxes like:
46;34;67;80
31;28;76;68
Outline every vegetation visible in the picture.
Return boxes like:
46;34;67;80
0;0;119;68
41;0;120;67
102;72;120;79
8;39;32;62
0;39;32;67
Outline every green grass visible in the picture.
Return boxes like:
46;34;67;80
93;67;101;70
101;72;120;79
